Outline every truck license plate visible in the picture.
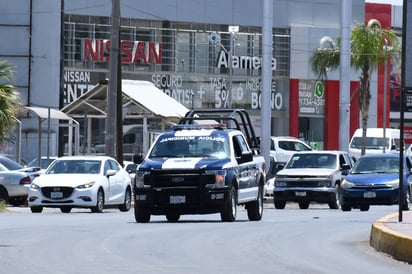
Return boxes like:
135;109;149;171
295;191;306;197
364;191;376;198
170;195;185;204
51;192;63;199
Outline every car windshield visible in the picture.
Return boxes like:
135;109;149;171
47;160;101;174
149;133;230;159
351;157;399;174
286;154;337;169
278;141;311;151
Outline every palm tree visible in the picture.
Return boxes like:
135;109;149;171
0;60;21;145
310;20;400;156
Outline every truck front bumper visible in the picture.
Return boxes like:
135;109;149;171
134;185;231;215
273;187;336;203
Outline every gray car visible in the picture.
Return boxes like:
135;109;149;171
0;156;40;206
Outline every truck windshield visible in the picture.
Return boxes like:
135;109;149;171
350;137;389;149
149;134;230;159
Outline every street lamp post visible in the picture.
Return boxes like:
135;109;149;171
228;26;239;108
383;39;388;153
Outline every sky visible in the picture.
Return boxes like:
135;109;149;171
365;0;403;5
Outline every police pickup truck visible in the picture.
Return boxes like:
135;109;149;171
133;109;266;222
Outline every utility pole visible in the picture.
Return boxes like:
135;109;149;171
261;0;273;173
339;0;351;152
106;0;120;158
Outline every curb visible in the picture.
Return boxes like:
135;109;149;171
370;212;412;264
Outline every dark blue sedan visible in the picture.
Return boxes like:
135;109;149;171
339;153;411;211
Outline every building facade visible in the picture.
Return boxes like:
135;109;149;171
4;0;398;162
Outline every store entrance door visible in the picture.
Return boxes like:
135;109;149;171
298;117;324;150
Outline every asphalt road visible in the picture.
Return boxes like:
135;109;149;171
1;202;411;274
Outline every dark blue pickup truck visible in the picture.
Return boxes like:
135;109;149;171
133;109;266;222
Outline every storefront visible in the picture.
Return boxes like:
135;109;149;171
1;0;373;161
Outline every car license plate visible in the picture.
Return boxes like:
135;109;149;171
170;195;185;204
295;191;307;197
364;191;376;198
51;191;63;199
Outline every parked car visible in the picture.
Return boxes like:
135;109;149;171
265;177;275;197
0;156;40;206
27;156;57;173
339;153;411;212
273;150;353;209
269;136;312;164
28;155;132;213
123;160;137;180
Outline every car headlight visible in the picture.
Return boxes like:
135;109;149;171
30;183;40;190
205;170;227;186
77;182;95;189
341;179;355;189
135;171;150;188
385;179;399;188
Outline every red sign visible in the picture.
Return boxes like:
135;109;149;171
82;39;162;64
404;127;412;144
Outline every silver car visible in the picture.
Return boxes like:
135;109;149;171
0;156;40;206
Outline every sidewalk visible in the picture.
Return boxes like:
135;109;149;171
370;211;412;264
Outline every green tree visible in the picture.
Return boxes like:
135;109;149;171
310;21;400;156
0;60;21;145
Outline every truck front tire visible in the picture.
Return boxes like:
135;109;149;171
221;186;237;222
135;205;151;223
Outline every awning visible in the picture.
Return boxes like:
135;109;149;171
16;106;75;121
13;106;80;164
61;80;189;121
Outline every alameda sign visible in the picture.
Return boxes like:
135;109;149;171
216;50;276;70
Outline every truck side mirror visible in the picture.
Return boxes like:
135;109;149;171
237;151;253;164
133;153;144;164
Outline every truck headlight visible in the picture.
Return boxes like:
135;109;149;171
275;180;287;187
135;171;150;188
206;170;227;186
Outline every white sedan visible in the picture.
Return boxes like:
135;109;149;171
28;155;132;213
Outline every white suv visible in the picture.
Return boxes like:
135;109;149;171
270;136;311;164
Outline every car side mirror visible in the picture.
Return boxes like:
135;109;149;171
106;169;116;177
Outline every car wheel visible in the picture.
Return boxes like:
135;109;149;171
402;190;410;211
0;187;8;204
298;201;310;209
274;200;286;209
30;206;43;213
247;185;263;221
9;197;26;207
119;187;132;212
341;204;351;211
221;186;237;222
91;189;104;213
328;184;340;209
60;207;72;213
360;205;370;211
134;205;151;223
166;212;180;222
